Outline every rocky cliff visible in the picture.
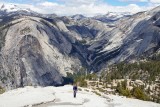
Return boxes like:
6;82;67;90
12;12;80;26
0;4;160;89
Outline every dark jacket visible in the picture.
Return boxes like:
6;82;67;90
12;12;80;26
73;86;77;91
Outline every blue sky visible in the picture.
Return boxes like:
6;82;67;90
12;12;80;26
106;0;148;6
0;0;159;16
0;0;153;6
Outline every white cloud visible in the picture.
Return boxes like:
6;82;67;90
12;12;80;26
149;0;160;3
59;0;98;5
39;1;59;7
0;0;158;16
33;1;155;16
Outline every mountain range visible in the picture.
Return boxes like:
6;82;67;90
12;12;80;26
0;4;160;89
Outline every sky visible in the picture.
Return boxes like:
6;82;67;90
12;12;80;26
0;0;160;16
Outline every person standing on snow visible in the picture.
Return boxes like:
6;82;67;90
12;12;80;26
73;84;78;98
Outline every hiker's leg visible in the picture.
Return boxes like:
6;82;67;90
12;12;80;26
74;91;76;98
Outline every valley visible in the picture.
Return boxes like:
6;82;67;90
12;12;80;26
0;3;159;106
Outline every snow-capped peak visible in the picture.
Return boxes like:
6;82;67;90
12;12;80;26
0;4;31;13
105;12;131;18
93;12;132;23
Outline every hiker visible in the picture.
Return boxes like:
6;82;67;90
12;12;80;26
73;84;78;98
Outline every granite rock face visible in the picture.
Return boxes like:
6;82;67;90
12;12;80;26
87;8;160;71
0;5;160;89
0;16;86;89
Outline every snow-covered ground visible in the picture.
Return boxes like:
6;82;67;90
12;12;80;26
0;85;159;107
